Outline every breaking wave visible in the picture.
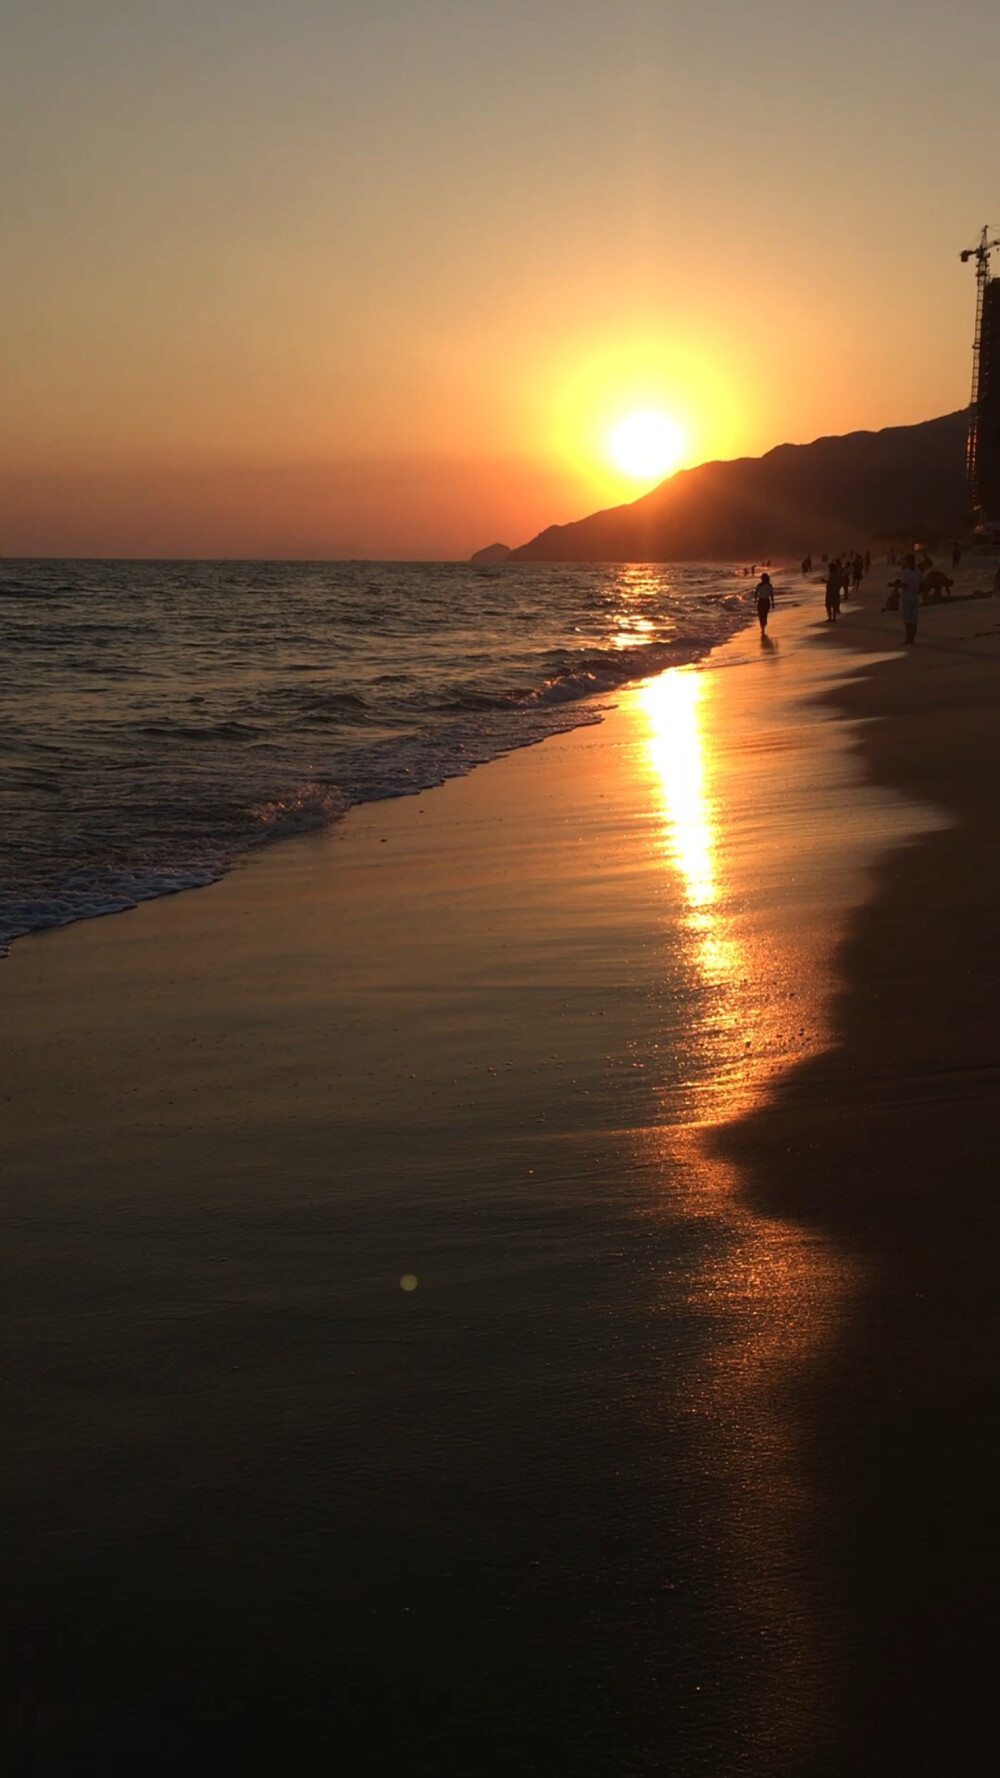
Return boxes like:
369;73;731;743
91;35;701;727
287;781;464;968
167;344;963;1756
0;559;768;951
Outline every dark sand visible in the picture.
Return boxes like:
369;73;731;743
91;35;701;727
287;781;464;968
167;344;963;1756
717;568;1000;1775
3;574;998;1774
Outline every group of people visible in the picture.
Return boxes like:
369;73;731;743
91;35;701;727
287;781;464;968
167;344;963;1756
823;552;869;622
886;541;962;571
754;547;872;637
883;554;956;643
751;544;995;649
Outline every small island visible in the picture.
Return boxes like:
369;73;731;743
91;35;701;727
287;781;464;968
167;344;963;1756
469;541;512;564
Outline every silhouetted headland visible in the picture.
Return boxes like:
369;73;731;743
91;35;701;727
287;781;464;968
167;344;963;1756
509;411;967;562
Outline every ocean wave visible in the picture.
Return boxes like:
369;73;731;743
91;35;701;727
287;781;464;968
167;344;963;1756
137;719;262;740
409;630;744;717
249;687;372;723
246;782;349;836
0;865;224;955
0;559;762;952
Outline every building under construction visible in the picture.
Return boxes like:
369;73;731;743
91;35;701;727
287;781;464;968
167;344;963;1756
961;227;1000;525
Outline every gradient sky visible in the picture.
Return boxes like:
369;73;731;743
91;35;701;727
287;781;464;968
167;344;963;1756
3;0;998;557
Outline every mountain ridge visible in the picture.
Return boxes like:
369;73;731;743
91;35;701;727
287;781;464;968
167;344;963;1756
509;411;969;561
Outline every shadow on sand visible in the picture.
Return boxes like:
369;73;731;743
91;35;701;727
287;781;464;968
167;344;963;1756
711;777;1000;1774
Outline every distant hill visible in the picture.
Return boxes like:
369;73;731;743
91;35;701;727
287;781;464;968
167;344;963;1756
470;541;512;564
510;412;969;562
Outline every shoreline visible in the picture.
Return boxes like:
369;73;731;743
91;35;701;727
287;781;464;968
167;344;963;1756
4;575;993;1772
0;558;763;958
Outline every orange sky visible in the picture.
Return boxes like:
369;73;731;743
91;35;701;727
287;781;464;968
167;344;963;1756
3;1;998;558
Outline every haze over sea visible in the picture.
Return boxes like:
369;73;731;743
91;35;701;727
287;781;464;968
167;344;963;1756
0;559;767;952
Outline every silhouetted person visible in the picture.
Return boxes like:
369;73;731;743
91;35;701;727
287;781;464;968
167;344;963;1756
755;572;775;635
801;554;812;574
864;549;871;571
898;552;922;644
922;569;953;602
825;561;842;622
851;554;863;594
952;541;962;569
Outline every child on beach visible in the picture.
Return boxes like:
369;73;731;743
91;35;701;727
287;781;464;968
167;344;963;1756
825;561;842;622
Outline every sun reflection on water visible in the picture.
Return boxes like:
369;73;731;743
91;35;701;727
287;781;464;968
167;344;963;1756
608;565;679;649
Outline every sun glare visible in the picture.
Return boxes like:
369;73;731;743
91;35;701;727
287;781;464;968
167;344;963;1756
609;410;686;482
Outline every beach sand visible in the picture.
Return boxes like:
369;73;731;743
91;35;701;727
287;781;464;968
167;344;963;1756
3;571;998;1774
717;566;1000;1774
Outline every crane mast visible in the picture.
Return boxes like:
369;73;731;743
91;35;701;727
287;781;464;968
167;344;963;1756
960;225;1000;521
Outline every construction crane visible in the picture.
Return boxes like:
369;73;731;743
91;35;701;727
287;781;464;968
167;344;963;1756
960;225;1000;518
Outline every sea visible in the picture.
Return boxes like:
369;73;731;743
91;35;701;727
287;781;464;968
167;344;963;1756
0;557;763;953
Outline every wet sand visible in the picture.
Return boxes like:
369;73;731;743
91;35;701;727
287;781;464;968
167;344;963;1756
3;576;996;1773
717;566;1000;1774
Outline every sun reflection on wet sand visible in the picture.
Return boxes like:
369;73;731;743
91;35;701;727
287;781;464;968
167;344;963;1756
613;622;940;1765
641;669;716;913
638;664;764;1117
634;654;863;1767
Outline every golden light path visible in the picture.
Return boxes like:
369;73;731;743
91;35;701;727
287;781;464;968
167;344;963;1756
639;665;736;992
635;655;852;1762
641;668;715;910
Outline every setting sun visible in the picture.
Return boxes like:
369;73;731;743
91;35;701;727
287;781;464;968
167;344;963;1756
609;410;687;482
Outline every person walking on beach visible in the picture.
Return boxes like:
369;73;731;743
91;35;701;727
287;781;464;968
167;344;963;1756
755;572;775;635
898;553;923;645
825;560;842;621
851;553;863;595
